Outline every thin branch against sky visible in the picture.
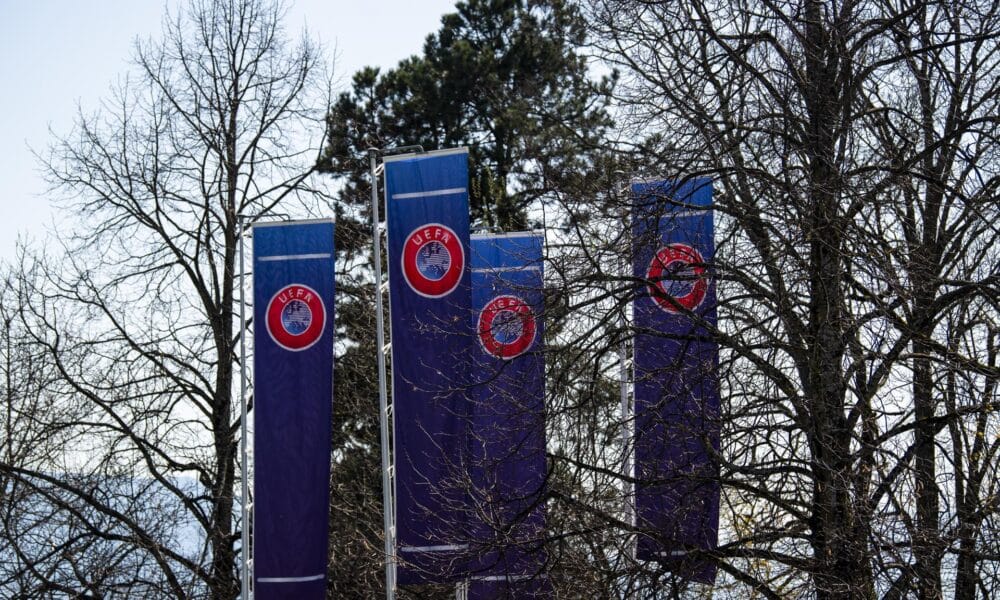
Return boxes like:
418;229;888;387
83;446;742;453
0;0;456;261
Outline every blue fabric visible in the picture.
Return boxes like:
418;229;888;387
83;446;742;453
385;149;473;584
252;220;335;599
632;179;720;584
468;233;548;597
468;576;553;599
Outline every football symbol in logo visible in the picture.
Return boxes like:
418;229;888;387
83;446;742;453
266;283;327;351
647;243;708;313
401;223;464;297
478;295;537;360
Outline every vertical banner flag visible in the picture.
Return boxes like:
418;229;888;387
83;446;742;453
385;148;472;584
252;219;336;599
632;179;720;583
469;233;549;599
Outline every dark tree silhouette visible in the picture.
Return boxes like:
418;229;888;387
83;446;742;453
0;0;331;597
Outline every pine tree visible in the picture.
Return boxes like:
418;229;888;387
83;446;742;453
319;1;614;596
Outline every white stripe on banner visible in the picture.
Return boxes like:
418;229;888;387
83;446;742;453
470;266;543;273
257;574;326;583
392;187;467;200
470;574;544;582
257;253;333;262
399;544;470;553
471;231;544;240
665;209;710;219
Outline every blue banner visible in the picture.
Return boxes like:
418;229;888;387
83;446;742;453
468;232;548;598
385;148;473;584
469;577;553;600
631;179;719;583
252;219;335;598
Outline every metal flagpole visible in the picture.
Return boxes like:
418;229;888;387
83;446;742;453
618;179;635;554
238;216;252;600
371;149;396;600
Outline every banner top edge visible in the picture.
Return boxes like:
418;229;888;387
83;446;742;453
471;230;544;240
382;146;469;163
251;217;335;230
470;265;542;272
630;175;713;185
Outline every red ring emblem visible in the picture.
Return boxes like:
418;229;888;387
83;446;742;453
265;283;327;351
647;244;707;313
401;223;465;298
478;295;537;360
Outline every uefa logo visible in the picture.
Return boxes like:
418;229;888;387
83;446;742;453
265;283;327;351
478;294;537;360
401;223;464;298
646;243;708;313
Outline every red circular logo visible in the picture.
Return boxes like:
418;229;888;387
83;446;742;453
478;295;537;360
401;223;465;298
265;284;327;351
647;244;708;313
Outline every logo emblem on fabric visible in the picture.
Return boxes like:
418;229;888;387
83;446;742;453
266;284;326;351
478;295;537;360
401;223;464;297
647;243;707;313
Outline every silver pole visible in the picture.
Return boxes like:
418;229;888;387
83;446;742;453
618;185;634;546
371;149;396;600
239;217;251;600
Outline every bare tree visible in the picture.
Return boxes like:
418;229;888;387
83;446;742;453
0;0;331;597
573;0;1000;598
863;4;1000;596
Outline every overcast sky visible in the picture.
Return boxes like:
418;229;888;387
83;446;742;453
0;0;458;261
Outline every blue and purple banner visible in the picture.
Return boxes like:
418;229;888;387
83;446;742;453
252;219;335;599
632;179;719;583
385;148;473;584
468;232;549;599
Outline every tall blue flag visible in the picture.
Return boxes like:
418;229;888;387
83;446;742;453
252;219;335;599
385;148;473;584
631;179;720;583
469;232;549;599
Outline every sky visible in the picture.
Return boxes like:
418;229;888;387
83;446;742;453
0;0;458;262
